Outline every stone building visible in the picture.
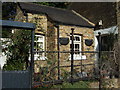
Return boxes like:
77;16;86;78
16;2;95;73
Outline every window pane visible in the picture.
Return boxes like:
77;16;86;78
75;44;79;49
75;37;80;41
75;44;79;54
34;42;36;46
34;49;36;54
38;36;43;40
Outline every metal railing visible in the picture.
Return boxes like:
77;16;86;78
33;31;117;89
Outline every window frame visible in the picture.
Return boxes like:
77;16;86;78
69;34;86;60
34;34;45;60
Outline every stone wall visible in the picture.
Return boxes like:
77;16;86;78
15;6;26;22
58;25;95;72
27;13;48;72
27;13;47;35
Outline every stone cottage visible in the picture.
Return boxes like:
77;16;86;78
16;2;95;73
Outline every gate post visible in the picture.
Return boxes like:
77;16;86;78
30;29;35;88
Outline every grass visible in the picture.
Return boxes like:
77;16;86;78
52;81;90;88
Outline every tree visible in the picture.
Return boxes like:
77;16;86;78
116;1;120;88
2;2;31;70
3;29;31;70
2;2;17;20
2;2;17;38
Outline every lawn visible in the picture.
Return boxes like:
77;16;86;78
51;81;90;88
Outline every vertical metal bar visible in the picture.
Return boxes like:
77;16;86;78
30;29;35;88
56;25;60;80
80;57;83;77
0;2;2;90
26;14;29;69
98;32;102;90
71;28;74;84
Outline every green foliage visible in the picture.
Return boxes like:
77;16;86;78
2;2;17;20
2;28;12;38
3;29;31;70
106;34;116;50
34;2;70;9
34;54;58;82
3;60;25;71
2;2;17;38
36;81;90;88
61;70;69;79
100;33;119;78
52;81;90;88
102;33;118;51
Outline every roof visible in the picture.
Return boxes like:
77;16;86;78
18;2;94;28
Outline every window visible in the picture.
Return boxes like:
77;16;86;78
70;35;86;60
34;35;45;60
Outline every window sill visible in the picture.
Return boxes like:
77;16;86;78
34;56;47;60
69;55;86;60
29;56;47;61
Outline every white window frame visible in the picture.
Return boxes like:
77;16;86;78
69;34;86;60
34;34;45;60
